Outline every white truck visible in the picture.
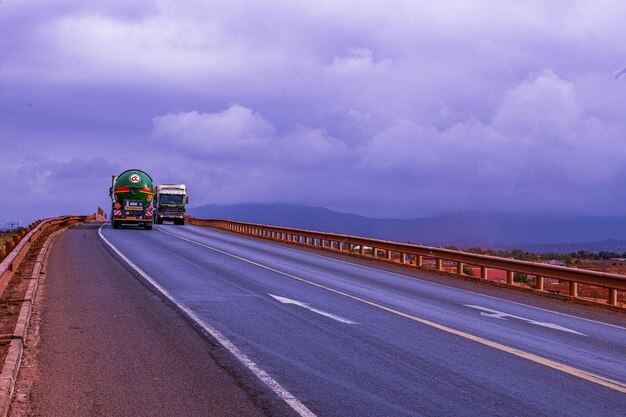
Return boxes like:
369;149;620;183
154;184;188;225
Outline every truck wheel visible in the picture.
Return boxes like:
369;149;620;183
113;221;120;229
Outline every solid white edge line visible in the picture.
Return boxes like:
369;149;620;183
98;224;317;417
183;225;626;332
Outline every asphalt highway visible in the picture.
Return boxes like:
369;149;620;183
99;223;626;417
21;223;270;417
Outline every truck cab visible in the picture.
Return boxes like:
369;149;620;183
154;184;188;225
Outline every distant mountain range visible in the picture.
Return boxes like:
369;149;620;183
188;203;626;254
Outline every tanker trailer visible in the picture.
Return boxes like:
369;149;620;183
109;169;155;229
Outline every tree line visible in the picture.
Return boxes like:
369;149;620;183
443;247;626;264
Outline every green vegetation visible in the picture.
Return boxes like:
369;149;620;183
461;247;626;263
513;272;533;285
0;229;22;252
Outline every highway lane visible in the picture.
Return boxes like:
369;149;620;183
19;223;271;417
100;223;626;417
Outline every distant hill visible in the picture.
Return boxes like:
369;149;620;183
188;203;626;254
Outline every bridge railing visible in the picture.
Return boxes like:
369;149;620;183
0;214;96;297
187;217;625;308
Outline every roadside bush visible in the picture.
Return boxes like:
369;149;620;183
514;273;533;285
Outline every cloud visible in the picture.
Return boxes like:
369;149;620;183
327;48;391;75
153;105;275;160
4;1;626;221
493;70;582;142
0;157;118;223
153;104;348;167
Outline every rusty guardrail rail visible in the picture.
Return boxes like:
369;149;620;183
0;214;96;297
188;217;625;307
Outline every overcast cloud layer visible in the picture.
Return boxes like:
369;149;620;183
2;0;626;224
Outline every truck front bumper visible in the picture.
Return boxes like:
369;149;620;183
158;213;184;219
115;217;152;222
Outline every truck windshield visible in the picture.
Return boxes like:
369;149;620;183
159;194;184;204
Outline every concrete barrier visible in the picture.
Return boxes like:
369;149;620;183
0;214;96;298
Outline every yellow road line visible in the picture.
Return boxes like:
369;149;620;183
157;227;626;395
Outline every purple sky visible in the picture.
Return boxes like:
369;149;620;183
2;1;626;224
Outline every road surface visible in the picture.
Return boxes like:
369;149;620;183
17;223;273;417
95;222;626;417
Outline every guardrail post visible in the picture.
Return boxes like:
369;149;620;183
608;289;618;306
569;281;578;298
456;262;464;275
480;266;488;280
371;248;377;258
416;255;423;267
436;258;443;271
359;245;365;255
386;250;392;261
536;276;544;291
507;271;514;285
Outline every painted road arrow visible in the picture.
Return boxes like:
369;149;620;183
269;294;358;325
464;304;586;336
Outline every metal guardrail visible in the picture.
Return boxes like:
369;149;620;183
0;215;96;297
187;217;625;307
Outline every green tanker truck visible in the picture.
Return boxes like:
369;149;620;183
109;169;155;230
